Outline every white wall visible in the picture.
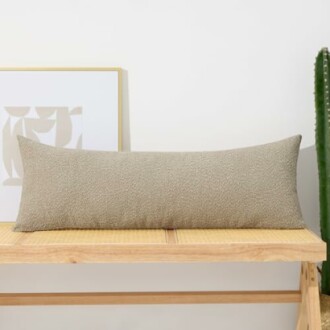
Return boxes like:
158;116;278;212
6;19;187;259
0;0;329;329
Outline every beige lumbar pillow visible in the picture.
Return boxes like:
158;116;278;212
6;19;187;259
14;135;304;232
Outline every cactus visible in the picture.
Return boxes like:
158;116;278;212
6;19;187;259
315;47;330;294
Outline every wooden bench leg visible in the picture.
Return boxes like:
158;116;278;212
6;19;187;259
296;262;322;330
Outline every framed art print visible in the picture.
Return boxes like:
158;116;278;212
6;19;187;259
0;67;122;221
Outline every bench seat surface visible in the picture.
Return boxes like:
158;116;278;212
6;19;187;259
0;223;325;264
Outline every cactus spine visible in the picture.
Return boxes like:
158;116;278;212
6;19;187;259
315;47;330;294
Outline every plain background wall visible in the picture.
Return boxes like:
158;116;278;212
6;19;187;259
0;0;329;329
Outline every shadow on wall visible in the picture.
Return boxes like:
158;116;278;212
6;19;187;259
121;69;131;151
297;145;320;234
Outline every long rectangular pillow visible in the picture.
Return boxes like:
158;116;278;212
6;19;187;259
14;135;304;231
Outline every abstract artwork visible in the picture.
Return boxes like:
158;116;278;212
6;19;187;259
2;106;82;186
0;68;121;221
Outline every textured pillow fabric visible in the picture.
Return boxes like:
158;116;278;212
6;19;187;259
14;135;304;232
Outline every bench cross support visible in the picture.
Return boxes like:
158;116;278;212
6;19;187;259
0;263;323;330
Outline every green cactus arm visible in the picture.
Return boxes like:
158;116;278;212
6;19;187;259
315;48;330;241
315;48;330;294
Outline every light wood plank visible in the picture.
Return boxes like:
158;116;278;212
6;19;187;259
305;263;322;330
0;290;301;306
296;262;322;330
0;242;326;264
296;263;308;330
166;229;177;244
0;223;325;263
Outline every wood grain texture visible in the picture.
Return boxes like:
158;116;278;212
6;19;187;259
296;262;322;330
0;290;301;306
166;229;177;244
0;223;324;327
305;263;322;330
0;224;325;264
296;263;308;330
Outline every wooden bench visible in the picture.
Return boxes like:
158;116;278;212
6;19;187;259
0;223;326;329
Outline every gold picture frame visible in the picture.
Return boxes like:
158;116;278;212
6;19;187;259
0;67;122;221
0;67;122;150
